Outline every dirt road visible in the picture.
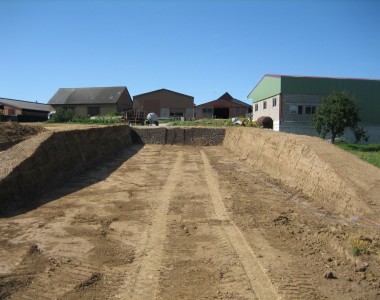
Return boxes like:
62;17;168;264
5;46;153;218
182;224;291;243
1;145;379;299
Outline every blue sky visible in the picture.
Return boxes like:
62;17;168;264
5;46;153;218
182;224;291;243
1;0;379;105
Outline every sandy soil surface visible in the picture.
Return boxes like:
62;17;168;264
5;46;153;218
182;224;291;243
0;123;45;150
33;123;111;132
1;144;379;299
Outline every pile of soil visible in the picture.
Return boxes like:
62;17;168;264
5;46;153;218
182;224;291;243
0;122;45;150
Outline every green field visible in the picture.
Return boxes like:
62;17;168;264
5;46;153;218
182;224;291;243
336;143;380;169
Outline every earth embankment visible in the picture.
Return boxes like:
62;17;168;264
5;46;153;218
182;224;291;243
223;127;380;222
1;125;379;223
0;125;133;211
1;125;380;299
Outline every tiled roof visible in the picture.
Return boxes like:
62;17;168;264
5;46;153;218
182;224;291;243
48;87;127;105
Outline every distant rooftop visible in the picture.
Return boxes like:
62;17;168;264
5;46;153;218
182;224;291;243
48;86;128;105
0;97;52;112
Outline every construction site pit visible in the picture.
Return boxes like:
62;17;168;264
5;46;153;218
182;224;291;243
0;124;380;300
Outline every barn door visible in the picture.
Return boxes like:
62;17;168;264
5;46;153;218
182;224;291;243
160;108;170;118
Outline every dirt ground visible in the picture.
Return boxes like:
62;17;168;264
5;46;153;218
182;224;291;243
0;123;45;150
1;144;379;299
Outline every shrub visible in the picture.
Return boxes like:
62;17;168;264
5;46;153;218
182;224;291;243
50;108;74;123
349;237;371;256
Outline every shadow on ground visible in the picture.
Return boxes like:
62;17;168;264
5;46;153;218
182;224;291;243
1;144;144;218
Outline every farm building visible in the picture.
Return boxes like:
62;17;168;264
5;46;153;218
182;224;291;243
133;89;194;119
48;86;133;116
195;92;251;119
248;74;380;142
0;98;52;122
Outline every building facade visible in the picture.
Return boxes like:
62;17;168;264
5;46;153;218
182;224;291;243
48;87;133;116
196;92;251;119
0;98;52;122
248;75;380;142
133;89;194;119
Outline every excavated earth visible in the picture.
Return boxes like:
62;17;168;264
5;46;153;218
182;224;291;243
0;124;380;299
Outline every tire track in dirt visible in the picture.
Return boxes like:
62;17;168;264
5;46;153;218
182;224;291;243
156;149;256;299
201;150;279;300
127;150;184;300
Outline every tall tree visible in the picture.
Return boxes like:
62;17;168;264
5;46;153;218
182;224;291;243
312;90;368;144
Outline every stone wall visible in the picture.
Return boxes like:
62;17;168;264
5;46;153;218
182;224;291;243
131;127;225;146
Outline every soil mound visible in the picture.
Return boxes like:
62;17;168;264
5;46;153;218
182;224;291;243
0;125;133;211
0;122;46;150
223;127;380;223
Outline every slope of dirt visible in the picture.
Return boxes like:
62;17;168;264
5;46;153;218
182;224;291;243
0;125;133;211
223;127;380;224
0;122;45;151
0;145;379;299
1;126;380;299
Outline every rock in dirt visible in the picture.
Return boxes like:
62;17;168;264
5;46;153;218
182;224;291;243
356;262;369;272
75;272;102;290
273;215;289;225
324;271;337;279
28;244;42;255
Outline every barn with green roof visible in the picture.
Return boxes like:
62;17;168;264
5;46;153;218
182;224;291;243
248;74;380;142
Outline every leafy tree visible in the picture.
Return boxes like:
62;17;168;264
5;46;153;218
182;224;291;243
312;90;368;144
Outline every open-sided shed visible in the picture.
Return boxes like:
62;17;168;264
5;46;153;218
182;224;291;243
195;92;251;119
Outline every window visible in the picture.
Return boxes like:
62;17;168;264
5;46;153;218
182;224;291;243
263;101;267;109
305;106;316;114
254;103;258;112
87;107;100;116
8;108;16;115
202;108;212;114
289;105;303;114
289;105;298;114
298;105;303;114
272;97;277;107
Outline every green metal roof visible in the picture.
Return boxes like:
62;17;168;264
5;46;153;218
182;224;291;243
248;74;380;124
247;75;281;101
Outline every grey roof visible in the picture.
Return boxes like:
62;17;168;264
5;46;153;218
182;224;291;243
0;98;52;112
197;92;251;107
134;88;194;99
232;98;251;107
48;87;127;105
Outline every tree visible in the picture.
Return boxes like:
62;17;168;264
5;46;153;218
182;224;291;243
312;90;368;144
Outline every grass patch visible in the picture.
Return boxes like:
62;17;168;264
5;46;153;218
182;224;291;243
336;142;380;168
166;117;258;127
348;237;371;256
166;118;228;127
